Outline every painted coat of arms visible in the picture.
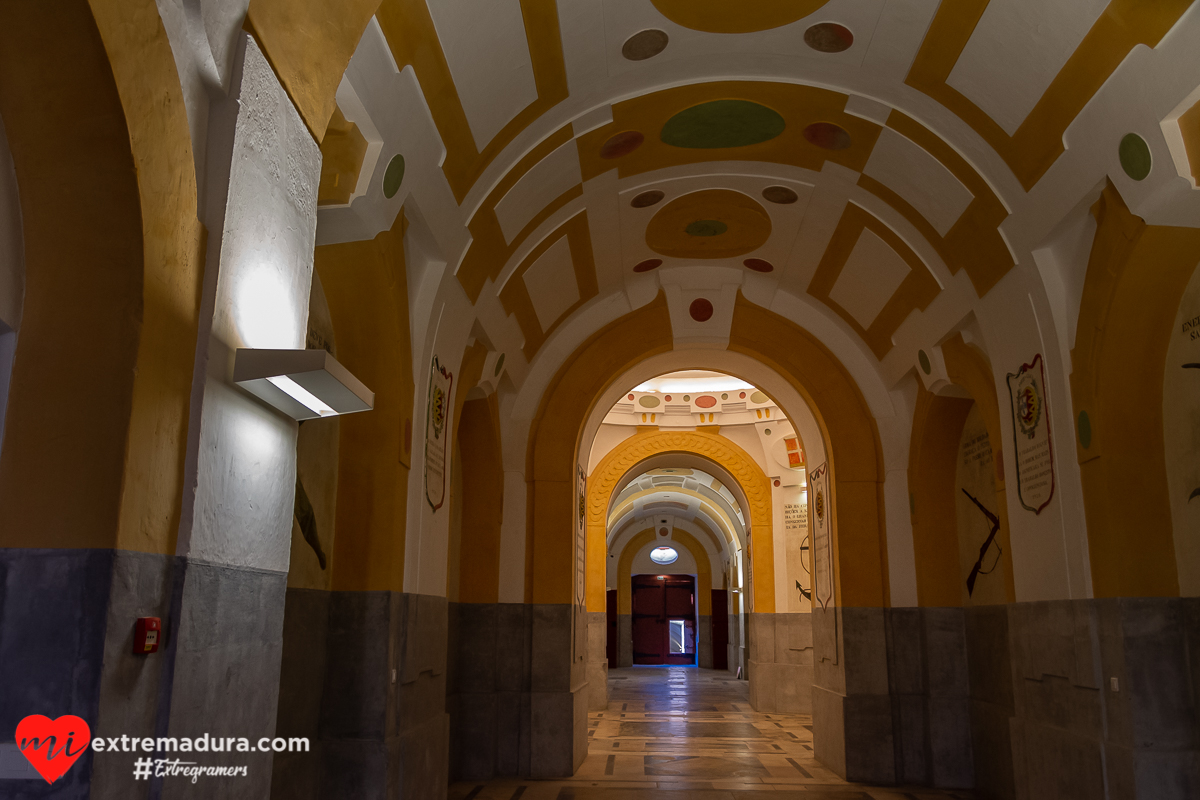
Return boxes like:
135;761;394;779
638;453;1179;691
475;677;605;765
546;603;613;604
424;356;453;511
1006;354;1055;513
810;462;833;610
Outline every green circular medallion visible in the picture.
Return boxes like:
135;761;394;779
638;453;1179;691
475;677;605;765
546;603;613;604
686;220;728;237
383;154;406;198
661;100;786;149
1119;134;1151;181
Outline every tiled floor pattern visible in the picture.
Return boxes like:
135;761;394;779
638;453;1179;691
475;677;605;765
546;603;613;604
449;667;977;800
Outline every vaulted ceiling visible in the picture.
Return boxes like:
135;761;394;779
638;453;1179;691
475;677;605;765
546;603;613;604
310;0;1200;408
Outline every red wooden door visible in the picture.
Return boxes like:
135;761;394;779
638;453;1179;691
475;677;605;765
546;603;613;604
631;575;696;665
711;589;728;670
606;589;618;667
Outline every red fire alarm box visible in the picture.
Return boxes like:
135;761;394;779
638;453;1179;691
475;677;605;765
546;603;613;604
134;617;161;655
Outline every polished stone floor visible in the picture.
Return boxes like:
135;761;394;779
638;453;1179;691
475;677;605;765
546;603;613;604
448;667;977;799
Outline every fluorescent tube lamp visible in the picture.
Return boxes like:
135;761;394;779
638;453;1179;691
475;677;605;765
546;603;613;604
234;348;374;421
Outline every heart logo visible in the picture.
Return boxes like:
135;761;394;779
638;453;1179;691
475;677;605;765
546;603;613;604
15;715;91;784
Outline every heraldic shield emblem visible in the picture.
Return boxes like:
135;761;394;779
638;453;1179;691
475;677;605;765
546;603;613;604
425;356;453;511
1006;354;1055;514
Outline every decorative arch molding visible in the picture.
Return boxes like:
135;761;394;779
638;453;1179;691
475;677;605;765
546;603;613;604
605;452;754;530
586;429;772;613
607;484;744;550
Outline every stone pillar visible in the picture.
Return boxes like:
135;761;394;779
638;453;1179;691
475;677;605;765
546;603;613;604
886;607;973;789
529;604;588;777
618;614;633;667
698;614;713;670
812;607;896;784
313;592;448;798
747;612;813;713
446;602;532;781
158;34;319;800
586;611;609;710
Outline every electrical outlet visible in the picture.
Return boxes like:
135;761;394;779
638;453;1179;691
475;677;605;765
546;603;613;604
1110;676;1119;692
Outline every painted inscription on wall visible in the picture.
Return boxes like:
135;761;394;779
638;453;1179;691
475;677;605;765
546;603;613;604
783;495;811;611
784;502;808;531
1006;353;1055;513
1164;263;1200;596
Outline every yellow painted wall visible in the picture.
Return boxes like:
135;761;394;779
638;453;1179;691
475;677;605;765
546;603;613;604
1071;182;1200;597
908;386;973;607
245;0;382;141
316;211;414;593
0;0;202;556
941;335;1016;603
454;395;505;604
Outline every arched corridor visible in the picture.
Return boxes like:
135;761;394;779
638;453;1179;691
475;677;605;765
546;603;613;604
2;2;1200;799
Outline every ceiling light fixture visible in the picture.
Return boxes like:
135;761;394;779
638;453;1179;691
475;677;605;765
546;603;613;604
234;348;374;421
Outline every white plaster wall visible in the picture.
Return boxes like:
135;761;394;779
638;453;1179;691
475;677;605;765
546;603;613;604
404;264;477;596
629;536;698;579
176;36;321;573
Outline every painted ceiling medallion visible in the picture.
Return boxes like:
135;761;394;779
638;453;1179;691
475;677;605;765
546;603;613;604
383;154;406;199
743;258;774;273
631;190;665;208
649;0;830;34
622;29;669;61
1119;133;1151;181
645;189;771;259
689;298;714;322
661;100;785;149
804;22;854;53
633;258;663;273
686;220;728;237
803;122;852;150
601;130;645;159
762;185;798;204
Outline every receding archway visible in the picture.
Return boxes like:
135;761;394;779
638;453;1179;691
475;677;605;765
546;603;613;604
585;428;772;614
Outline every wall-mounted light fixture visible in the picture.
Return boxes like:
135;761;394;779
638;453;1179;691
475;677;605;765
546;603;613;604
234;348;374;421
